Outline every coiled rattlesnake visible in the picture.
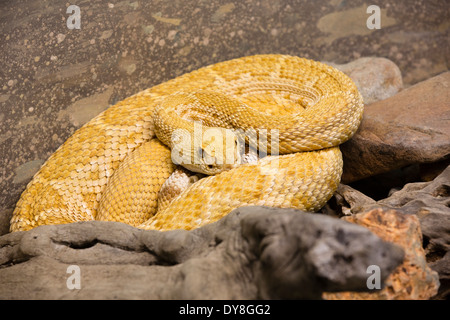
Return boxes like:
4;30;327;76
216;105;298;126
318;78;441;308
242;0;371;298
10;54;364;232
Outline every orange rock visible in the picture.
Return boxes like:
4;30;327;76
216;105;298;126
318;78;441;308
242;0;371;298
323;208;440;300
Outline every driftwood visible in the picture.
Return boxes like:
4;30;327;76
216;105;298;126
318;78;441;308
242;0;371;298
0;206;403;299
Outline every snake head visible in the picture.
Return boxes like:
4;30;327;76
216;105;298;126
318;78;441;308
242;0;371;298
183;127;243;175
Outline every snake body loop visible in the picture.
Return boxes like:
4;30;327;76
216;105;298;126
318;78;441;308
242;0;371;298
10;54;364;232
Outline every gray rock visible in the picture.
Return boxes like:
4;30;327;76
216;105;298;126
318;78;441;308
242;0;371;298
328;57;403;105
0;206;403;299
0;209;12;236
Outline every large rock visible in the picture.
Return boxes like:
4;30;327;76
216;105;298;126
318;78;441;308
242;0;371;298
324;209;440;300
341;72;450;183
0;206;403;299
328;57;403;105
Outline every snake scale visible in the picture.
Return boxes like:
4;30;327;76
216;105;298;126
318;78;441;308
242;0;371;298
10;54;364;232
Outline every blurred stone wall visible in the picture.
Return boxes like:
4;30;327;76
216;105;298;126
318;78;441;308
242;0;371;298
0;0;448;221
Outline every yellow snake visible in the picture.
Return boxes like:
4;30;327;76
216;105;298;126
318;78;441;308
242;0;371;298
10;54;364;232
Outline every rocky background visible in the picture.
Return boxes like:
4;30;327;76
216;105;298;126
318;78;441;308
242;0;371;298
0;0;448;299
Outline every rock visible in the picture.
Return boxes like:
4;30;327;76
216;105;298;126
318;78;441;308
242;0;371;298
328;57;403;105
0;209;12;236
0;206;404;299
330;166;450;299
378;166;450;260
341;72;450;183
419;159;450;182
429;251;450;300
336;166;450;258
324;208;440;300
